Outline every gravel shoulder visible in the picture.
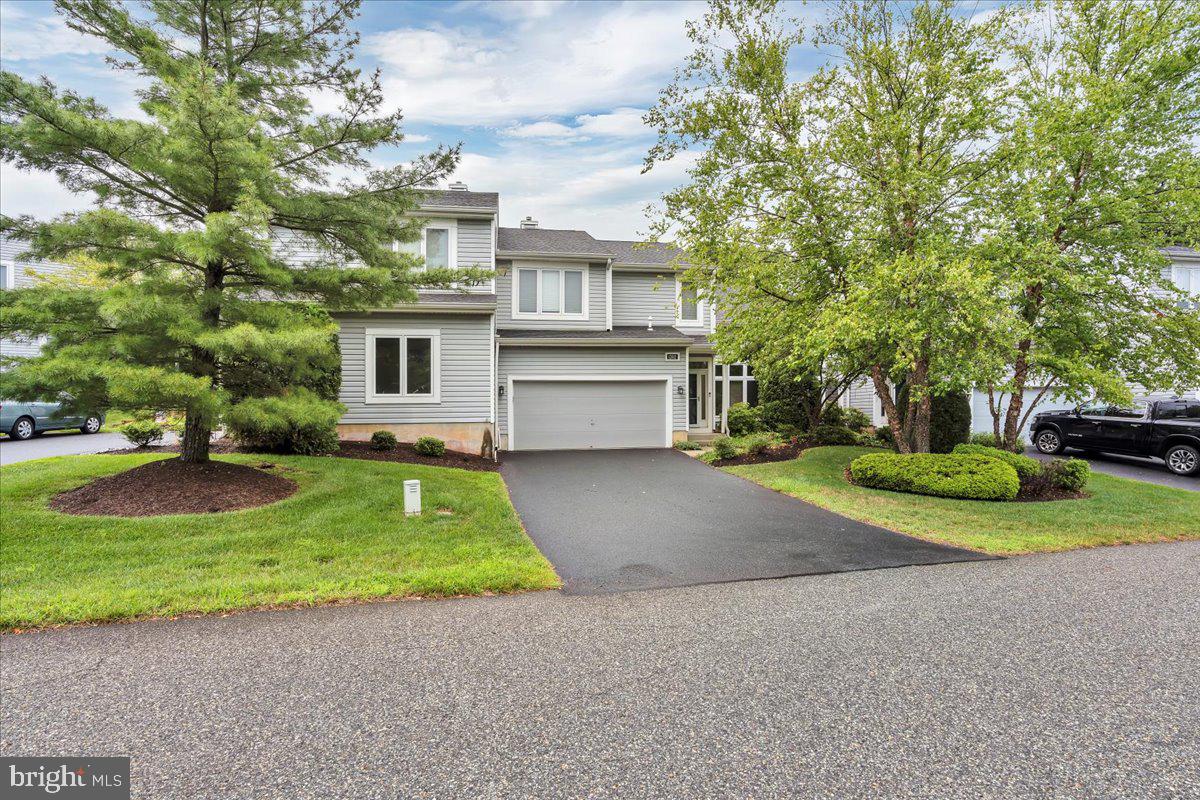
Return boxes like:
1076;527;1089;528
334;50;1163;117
3;542;1197;799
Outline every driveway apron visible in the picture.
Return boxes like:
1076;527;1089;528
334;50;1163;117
500;449;993;593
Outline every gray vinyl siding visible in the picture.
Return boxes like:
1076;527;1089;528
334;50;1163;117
336;312;492;424
846;379;877;420
495;261;607;330
969;387;1072;435
497;346;687;437
611;271;675;328
457;218;493;268
0;236;70;366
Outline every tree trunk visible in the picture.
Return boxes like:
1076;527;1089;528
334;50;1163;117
870;363;909;454
1003;339;1032;449
905;348;932;453
180;411;212;463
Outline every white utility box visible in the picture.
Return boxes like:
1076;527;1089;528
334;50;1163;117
403;479;421;516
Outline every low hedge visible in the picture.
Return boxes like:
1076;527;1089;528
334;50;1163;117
809;425;859;446
849;452;1020;501
952;443;1042;480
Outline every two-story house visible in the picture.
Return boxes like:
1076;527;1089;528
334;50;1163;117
330;183;753;453
0;234;72;368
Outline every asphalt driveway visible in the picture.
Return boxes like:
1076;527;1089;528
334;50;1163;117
500;449;990;593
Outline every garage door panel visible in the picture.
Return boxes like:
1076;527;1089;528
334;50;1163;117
513;380;667;450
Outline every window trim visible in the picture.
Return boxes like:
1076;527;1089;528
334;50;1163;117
1175;264;1200;309
0;260;14;290
511;264;589;320
675;278;707;328
364;328;442;404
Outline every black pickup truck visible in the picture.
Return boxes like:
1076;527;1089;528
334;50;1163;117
1031;398;1200;476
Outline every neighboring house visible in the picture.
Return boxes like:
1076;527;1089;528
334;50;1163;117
0;235;71;367
323;183;754;453
841;245;1200;435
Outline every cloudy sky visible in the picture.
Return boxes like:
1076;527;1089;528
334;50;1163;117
0;0;725;238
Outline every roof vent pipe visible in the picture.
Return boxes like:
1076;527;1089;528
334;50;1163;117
448;181;469;191
520;216;539;229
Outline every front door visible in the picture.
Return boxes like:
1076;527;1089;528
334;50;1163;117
688;366;708;429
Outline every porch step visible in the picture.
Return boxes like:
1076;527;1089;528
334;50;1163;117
687;431;722;444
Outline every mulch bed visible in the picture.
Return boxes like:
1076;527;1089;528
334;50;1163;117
331;441;499;472
50;457;298;517
708;441;811;467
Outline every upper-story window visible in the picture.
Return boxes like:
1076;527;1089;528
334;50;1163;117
676;281;706;326
396;219;457;271
515;267;586;318
1175;265;1199;309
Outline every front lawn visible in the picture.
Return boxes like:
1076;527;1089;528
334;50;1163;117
728;446;1200;555
0;453;559;629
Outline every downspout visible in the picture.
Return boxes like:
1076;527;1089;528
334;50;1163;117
605;258;613;330
490;312;498;461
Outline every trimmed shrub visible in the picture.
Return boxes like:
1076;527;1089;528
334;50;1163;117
674;439;702;451
809;425;859;446
849;452;1020;501
711;436;738;460
726;402;763;437
930;392;972;454
414;436;446;458
744;433;773;455
1045;457;1090;492
370;430;397;451
842;407;871;433
874;425;896;449
969;432;1028;454
225;390;342;456
121;419;164;448
952;443;1042;481
820;404;846;428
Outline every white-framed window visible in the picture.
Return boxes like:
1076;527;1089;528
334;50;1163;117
513;266;587;318
395;219;457;271
365;329;441;404
0;261;13;290
676;279;706;327
1176;265;1200;308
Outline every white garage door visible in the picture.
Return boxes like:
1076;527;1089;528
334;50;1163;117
511;379;669;451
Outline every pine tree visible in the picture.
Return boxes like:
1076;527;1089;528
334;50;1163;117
0;0;473;462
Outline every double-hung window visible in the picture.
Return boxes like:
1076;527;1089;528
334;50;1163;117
515;267;586;317
395;220;456;271
676;281;704;326
1176;265;1200;309
366;329;440;403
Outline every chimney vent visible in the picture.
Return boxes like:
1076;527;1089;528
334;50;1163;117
448;181;469;191
520;216;539;229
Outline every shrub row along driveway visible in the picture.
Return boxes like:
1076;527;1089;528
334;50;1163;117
500;449;990;593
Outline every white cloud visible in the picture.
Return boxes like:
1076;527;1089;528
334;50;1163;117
403;133;432;144
450;142;697;239
0;5;110;62
362;1;703;125
0;164;96;220
501;108;650;143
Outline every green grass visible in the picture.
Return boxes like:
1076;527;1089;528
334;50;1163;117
727;446;1200;555
0;453;559;629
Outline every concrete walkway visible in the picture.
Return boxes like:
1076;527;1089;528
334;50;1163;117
501;448;990;593
2;543;1196;799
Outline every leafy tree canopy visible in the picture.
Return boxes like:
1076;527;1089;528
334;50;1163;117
0;0;480;461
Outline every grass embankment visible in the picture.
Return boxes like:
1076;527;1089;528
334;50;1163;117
727;446;1200;555
1;453;558;629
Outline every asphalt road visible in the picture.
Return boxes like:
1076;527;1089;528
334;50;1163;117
3;542;1197;799
0;431;179;466
1029;447;1199;491
501;449;990;593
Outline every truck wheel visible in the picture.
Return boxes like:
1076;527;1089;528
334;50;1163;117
1164;444;1200;477
1034;429;1065;455
10;417;35;440
80;415;102;434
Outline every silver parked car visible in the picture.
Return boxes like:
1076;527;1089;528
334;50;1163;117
0;400;104;440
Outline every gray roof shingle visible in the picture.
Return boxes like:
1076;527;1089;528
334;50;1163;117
497;227;610;257
597;239;684;266
419;189;499;211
